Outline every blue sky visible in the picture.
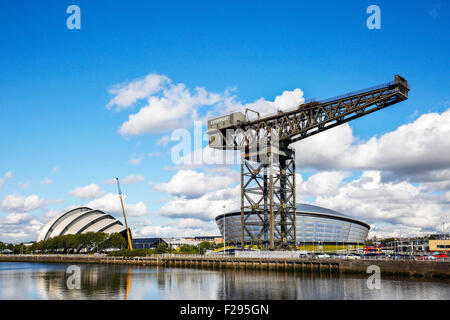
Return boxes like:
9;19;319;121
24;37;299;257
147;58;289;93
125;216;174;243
0;1;449;243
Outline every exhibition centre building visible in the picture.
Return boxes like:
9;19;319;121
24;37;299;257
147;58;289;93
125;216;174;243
37;207;127;241
215;204;370;246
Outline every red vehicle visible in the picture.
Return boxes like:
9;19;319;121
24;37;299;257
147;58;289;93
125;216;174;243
434;253;448;258
364;245;382;253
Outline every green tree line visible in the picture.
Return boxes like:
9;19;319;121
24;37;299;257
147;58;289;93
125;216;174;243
108;241;220;257
1;232;127;254
1;236;221;256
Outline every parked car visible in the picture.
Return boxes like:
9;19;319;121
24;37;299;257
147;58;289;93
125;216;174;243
346;253;361;260
312;253;330;259
395;254;416;261
433;253;448;258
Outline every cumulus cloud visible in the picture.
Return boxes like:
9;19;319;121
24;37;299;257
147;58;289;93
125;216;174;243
117;83;223;136
106;72;306;136
122;174;145;184
0;212;42;243
309;170;448;233
294;109;450;186
0;171;13;188
0;194;48;212
159;185;241;221
106;73;170;111
135;218;218;238
86;193;147;217
154;169;238;198
296;171;350;198
238;88;305;117
69;184;105;199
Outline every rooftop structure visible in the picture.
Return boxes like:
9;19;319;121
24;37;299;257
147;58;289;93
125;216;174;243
37;207;127;242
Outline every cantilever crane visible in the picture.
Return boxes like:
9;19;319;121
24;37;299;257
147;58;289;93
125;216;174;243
116;177;133;250
207;75;410;250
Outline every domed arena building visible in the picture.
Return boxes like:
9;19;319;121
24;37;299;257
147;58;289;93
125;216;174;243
215;203;370;250
37;207;127;241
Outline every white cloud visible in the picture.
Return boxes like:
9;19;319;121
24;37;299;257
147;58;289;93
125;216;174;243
18;181;31;189
307;170;448;233
40;178;53;186
106;73;170;111
135;218;218;238
239;88;305;117
159;185;241;221
107;73;305;137
0;194;48;212
86;193;147;217
154;169;238;198
0;212;42;243
0;213;33;225
128;155;144;165
122;174;145;184
118;83;223;136
296;171;350;199
52;166;60;174
294;108;450;185
156;135;171;146
0;171;13;189
69;184;105;199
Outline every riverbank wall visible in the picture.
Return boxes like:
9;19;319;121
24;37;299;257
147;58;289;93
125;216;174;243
0;254;448;279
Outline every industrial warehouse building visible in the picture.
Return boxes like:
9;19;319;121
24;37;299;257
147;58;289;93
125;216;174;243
215;204;370;249
37;207;127;241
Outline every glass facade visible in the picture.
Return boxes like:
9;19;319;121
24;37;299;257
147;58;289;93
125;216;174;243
216;207;369;245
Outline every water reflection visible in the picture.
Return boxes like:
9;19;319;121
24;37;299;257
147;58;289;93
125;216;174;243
0;262;448;300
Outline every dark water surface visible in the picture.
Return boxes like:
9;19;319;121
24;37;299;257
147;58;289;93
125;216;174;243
0;262;448;300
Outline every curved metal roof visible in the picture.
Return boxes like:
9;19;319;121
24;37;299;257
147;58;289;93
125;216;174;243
215;203;369;229
37;207;126;241
295;203;351;219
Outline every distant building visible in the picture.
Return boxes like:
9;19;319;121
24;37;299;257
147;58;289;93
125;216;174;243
213;237;224;245
132;238;165;249
164;238;200;249
216;203;370;248
383;239;429;254
429;239;450;252
193;236;221;242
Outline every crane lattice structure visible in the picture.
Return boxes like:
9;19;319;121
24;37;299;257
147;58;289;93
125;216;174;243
207;75;409;250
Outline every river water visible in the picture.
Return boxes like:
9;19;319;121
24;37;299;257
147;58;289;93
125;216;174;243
0;262;448;300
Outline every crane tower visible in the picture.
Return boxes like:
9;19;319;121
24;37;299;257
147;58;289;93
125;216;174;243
207;75;409;250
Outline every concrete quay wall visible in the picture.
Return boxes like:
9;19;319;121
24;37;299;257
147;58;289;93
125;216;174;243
0;255;448;279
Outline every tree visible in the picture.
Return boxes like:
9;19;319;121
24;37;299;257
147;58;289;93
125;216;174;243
155;242;168;254
199;241;213;254
13;243;26;254
103;233;127;250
